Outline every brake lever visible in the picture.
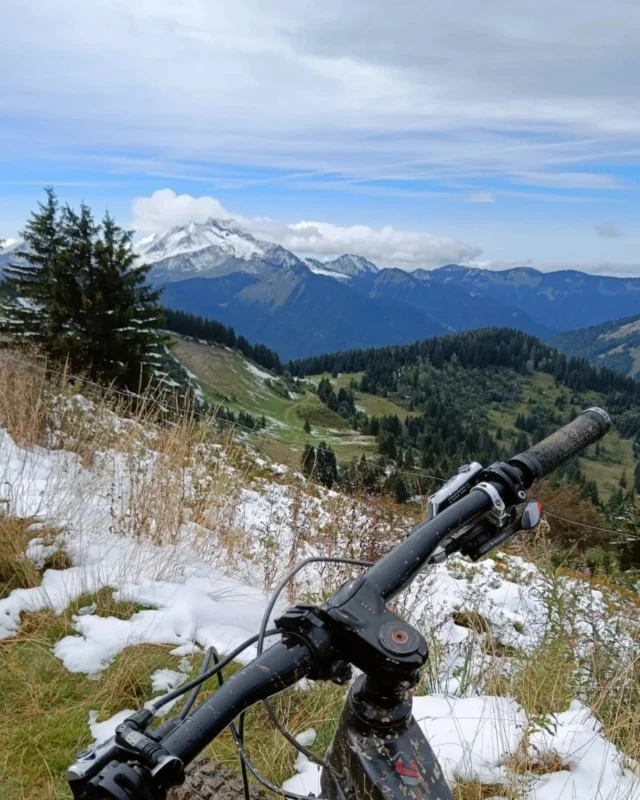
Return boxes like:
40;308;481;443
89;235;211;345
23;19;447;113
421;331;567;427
67;712;183;799
461;500;542;561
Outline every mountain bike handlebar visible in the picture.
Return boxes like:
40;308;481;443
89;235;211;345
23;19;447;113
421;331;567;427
67;408;611;800
510;406;611;483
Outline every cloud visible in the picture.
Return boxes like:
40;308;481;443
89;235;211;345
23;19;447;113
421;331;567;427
281;221;481;268
131;190;231;233
464;192;496;203
131;189;482;268
2;0;640;193
594;222;624;239
594;222;624;238
512;173;625;190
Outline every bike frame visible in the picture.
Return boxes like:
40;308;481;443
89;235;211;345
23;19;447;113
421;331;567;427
321;675;452;800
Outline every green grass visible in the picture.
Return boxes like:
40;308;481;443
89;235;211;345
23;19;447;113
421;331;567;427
485;372;629;500
175;338;631;496
0;610;184;800
172;338;380;467
0;601;345;799
0;509;347;799
309;371;420;419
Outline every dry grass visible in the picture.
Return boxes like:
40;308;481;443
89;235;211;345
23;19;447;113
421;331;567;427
505;750;573;776
204;679;346;787
0;598;346;800
0;518;42;598
0;351;251;559
452;610;491;634
453;781;516;799
588;647;640;766
0;518;70;599
0;353;51;447
0;619;181;799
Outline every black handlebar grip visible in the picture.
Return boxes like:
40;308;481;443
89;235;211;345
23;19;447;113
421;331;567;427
510;407;611;485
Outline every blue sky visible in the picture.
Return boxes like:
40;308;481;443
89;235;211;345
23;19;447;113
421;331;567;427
2;0;640;273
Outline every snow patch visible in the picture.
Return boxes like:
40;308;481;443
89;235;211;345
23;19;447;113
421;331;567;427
88;709;133;745
150;669;187;693
244;361;273;381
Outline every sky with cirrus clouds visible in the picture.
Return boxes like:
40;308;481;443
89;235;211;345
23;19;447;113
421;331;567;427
1;0;640;273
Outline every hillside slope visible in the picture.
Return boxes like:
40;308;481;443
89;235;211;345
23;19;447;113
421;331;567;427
170;336;382;465
550;313;640;379
176;329;639;502
0;353;638;799
161;265;453;361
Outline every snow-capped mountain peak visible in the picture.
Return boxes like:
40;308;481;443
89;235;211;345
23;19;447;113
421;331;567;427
323;254;379;277
135;218;304;283
303;253;380;279
135;218;265;264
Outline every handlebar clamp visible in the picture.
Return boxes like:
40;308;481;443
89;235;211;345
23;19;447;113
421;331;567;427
276;579;428;688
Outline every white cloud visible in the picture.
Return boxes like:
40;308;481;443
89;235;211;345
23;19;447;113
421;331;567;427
131;189;231;233
2;0;640;191
464;192;496;203
594;222;624;238
281;221;481;268
512;172;625;190
131;189;482;268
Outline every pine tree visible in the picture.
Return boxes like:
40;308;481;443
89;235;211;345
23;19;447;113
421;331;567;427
2;191;166;391
301;444;316;478
303;419;312;434
1;187;62;346
53;203;97;367
315;442;338;488
86;213;165;387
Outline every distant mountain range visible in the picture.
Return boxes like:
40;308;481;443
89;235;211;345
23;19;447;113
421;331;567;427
3;218;640;360
550;313;640;379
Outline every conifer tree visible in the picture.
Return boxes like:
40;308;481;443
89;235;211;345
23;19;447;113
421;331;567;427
2;190;166;391
52;203;96;367
1;187;62;346
301;444;316;478
87;213;165;387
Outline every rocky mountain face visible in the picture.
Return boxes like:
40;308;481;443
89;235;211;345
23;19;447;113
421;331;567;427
137;219;545;358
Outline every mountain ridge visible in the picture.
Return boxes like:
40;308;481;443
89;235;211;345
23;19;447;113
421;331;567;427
4;217;640;361
550;313;640;379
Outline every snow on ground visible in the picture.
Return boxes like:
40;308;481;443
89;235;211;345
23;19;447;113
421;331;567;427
0;399;638;799
150;668;187;693
88;709;133;745
244;360;273;382
285;699;640;800
0;427;283;668
415;696;640;799
402;552;639;698
305;264;350;281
